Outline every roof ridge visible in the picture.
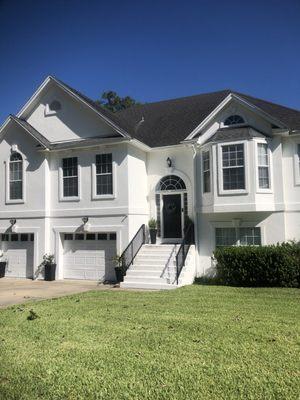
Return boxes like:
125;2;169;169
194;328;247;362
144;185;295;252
117;89;232;114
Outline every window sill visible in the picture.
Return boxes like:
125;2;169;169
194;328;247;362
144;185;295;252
59;197;80;202
219;189;248;196
256;188;273;194
5;199;25;205
92;194;115;200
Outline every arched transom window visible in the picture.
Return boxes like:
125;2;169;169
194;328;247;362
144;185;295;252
224;115;245;126
157;175;186;191
9;152;23;200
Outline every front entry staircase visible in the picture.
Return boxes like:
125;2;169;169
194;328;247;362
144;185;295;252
120;244;195;290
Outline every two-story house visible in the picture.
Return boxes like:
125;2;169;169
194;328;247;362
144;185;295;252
0;76;299;288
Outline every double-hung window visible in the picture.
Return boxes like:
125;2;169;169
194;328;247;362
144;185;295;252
298;144;300;174
257;143;270;189
221;144;245;191
9;152;23;200
202;151;211;193
62;157;78;198
95;153;113;196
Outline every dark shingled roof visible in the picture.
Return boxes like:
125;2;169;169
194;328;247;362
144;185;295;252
50;78;300;148
207;126;266;144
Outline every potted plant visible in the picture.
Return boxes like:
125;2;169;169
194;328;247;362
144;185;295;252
148;218;157;244
43;254;56;281
0;250;7;278
112;255;124;282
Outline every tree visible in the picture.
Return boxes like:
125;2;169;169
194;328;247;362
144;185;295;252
96;90;139;112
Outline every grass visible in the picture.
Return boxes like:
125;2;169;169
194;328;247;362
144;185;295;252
0;285;299;400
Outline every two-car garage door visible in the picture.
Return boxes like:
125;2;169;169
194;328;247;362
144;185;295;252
0;233;34;278
63;232;116;281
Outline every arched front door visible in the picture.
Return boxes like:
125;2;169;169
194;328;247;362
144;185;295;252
156;175;187;242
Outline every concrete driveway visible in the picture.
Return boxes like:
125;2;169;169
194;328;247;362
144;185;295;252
0;278;116;308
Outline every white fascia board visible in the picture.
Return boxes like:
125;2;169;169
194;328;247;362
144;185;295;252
231;94;287;129
184;93;288;143
16;75;131;140
185;94;233;141
17;76;53;118
39;137;130;152
0;116;49;149
50;77;131;139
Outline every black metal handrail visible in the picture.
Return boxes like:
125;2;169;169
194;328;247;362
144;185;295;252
120;224;146;276
175;223;195;284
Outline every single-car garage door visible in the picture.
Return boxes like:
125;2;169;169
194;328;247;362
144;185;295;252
63;232;116;281
0;233;34;278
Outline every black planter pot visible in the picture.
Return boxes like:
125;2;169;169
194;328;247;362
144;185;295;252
149;229;157;244
44;263;56;281
115;267;124;282
0;262;6;278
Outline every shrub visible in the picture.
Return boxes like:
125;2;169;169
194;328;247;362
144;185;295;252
214;242;300;288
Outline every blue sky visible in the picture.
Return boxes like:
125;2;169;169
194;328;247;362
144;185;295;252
0;0;299;123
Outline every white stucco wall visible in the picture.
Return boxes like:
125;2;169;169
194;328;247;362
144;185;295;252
26;84;118;142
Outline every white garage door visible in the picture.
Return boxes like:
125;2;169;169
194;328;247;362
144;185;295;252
0;233;34;278
63;232;116;281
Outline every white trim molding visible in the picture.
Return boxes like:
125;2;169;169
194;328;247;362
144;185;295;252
217;140;249;196
254;138;273;193
294;141;300;186
91;152;116;200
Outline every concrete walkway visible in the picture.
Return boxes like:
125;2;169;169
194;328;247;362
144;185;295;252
0;278;116;308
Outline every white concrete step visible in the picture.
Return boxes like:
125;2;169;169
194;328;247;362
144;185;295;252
121;281;177;290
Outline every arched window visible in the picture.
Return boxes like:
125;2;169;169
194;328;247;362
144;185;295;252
9;152;23;200
157;175;186;191
224;115;245;126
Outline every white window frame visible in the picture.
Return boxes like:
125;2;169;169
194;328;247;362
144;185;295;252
44;98;62;117
255;139;273;193
213;222;264;248
217;140;249;195
202;149;211;194
294;141;300;186
92;152;116;200
59;157;81;202
5;150;26;204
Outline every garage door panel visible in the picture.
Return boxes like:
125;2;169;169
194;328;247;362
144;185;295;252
0;236;34;279
63;235;116;281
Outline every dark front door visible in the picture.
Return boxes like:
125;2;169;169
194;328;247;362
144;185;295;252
162;194;182;239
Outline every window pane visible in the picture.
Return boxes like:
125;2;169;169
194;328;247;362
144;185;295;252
96;154;113;195
258;143;268;166
258;167;270;188
11;234;18;241
223;167;245;190
20;234;28;242
203;151;210;193
98;233;107;240
96;174;113;195
216;228;236;246
109;233;116;240
86;233;96;240
63;177;78;197
10;181;23;200
240;227;261;245
75;234;84;240
1;234;9;241
64;234;73;240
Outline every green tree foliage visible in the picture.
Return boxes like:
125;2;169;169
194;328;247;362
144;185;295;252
97;90;139;112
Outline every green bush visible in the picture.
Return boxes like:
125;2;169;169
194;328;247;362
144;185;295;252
214;242;300;288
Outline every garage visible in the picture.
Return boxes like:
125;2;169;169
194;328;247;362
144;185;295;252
0;233;34;278
63;232;117;281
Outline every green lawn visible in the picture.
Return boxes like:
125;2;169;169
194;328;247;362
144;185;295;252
0;286;299;400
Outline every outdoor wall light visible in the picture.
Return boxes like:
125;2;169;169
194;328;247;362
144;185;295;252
9;218;16;226
82;216;89;225
166;157;172;168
